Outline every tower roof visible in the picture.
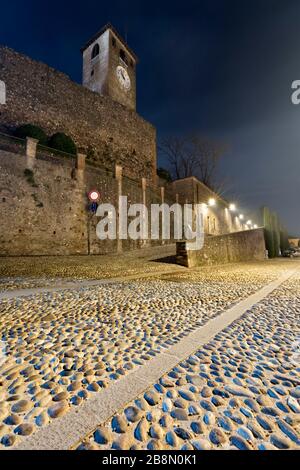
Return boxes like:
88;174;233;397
80;23;138;62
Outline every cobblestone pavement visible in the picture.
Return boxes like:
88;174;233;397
0;259;298;448
0;246;178;291
78;271;300;451
0;277;75;292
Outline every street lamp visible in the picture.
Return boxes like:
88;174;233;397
208;198;216;207
239;214;244;220
229;203;236;211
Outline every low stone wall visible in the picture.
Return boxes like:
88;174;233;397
176;228;266;268
0;146;174;256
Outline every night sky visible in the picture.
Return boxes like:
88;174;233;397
1;0;299;234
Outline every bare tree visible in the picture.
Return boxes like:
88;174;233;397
159;134;228;192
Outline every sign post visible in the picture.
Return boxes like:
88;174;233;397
87;190;100;254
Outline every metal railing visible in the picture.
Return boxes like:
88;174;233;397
0;131;163;197
0;132;26;154
36;143;76;161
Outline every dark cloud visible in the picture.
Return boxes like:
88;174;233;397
0;0;299;233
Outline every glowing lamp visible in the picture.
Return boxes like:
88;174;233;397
88;190;100;202
208;198;216;207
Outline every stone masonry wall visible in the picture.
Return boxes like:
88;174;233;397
0;47;156;185
0;149;87;255
176;228;266;268
0;147;170;256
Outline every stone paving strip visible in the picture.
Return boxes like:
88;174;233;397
74;268;300;451
9;263;299;450
0;278;70;293
0;269;185;301
0;255;293;295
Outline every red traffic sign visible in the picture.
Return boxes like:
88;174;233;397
87;189;100;202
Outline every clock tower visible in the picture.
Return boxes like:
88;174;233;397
81;23;137;111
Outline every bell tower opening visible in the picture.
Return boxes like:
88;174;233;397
91;43;100;59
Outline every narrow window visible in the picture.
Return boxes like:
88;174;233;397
0;80;6;105
112;37;116;47
91;43;100;59
119;49;128;65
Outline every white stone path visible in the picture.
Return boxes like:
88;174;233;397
0;269;184;301
12;264;300;450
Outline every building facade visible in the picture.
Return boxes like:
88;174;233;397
171;176;246;236
289;238;300;248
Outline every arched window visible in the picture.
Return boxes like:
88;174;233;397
0;80;6;105
91;43;100;59
119;49;128;65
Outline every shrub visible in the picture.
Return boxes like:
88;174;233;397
48;132;77;155
264;228;276;258
280;230;290;252
15;124;47;145
157;167;172;182
24;169;38;187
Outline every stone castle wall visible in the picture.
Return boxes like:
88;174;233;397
0;47;156;184
0;146;169;256
0;143;260;258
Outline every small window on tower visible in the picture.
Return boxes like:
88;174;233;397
0;80;6;105
91;43;100;59
119;49;128;65
112;37;116;47
91;69;94;77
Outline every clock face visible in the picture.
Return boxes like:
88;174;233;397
116;65;131;91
